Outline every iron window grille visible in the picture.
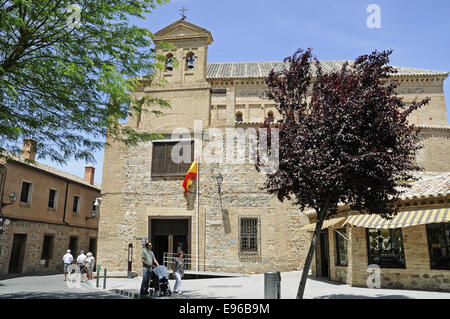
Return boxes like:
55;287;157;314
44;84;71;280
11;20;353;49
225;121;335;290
239;216;261;261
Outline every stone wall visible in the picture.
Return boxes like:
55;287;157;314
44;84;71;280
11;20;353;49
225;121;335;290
0;219;97;276
347;224;450;292
98;132;311;274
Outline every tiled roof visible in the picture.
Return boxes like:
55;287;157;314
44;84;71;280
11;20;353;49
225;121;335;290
206;61;448;79
398;172;450;200
302;171;449;216
6;154;101;190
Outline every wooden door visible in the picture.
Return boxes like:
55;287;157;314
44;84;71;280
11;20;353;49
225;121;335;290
9;234;27;274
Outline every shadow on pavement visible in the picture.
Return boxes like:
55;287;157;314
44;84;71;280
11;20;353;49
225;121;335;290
0;291;126;299
306;276;347;286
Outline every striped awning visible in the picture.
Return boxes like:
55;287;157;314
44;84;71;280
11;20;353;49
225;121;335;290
343;208;449;229
301;217;346;232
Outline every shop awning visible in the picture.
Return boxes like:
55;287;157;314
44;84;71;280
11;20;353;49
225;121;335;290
301;217;346;232
343;207;449;229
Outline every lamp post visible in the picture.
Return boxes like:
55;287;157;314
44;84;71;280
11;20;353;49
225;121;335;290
0;192;17;234
127;243;133;279
216;173;223;212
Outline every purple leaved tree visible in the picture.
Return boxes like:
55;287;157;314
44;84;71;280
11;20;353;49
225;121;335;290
257;48;430;299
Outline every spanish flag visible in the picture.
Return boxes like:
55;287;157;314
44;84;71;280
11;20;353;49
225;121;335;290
182;160;197;194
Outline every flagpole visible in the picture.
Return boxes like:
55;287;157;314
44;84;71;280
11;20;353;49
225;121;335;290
195;157;199;272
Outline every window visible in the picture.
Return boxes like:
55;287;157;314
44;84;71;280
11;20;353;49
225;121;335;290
186;52;195;70
165;54;174;72
72;195;81;213
235;112;243;122
41;235;54;260
267;111;274;123
151;140;194;177
239;217;260;260
48;189;58;209
20;181;33;204
91;200;97;216
335;228;348;266
426;222;450;270
367;228;405;268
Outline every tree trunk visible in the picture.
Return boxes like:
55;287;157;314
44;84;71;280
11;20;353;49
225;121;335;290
296;198;330;299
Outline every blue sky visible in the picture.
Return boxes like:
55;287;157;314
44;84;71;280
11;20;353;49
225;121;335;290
41;0;450;185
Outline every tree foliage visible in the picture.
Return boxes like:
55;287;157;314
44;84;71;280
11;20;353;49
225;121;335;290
0;0;170;164
258;48;429;298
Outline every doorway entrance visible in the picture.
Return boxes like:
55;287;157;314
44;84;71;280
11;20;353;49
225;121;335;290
319;230;330;278
9;234;27;274
149;217;190;269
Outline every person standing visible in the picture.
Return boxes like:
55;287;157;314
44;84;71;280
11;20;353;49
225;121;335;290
76;250;87;282
140;242;159;296
62;249;73;281
173;251;185;294
86;252;95;280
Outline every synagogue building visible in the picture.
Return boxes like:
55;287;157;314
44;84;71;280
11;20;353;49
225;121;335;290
97;19;449;291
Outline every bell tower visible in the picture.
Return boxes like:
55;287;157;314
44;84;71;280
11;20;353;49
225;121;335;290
153;19;213;87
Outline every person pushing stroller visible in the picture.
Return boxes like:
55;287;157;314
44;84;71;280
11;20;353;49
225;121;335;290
140;242;159;296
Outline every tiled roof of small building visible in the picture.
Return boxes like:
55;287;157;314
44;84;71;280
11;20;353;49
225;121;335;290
206;61;448;79
302;171;449;216
5;154;101;190
398;171;450;200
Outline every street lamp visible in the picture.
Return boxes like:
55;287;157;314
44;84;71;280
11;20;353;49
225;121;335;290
0;192;17;234
2;192;17;208
216;173;223;194
216;173;224;212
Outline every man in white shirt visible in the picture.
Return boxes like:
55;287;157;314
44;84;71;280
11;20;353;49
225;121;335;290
76;250;87;282
62;249;73;281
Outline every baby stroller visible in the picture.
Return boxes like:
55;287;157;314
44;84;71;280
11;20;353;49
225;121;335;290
148;265;171;297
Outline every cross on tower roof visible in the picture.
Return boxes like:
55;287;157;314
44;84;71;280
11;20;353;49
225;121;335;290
179;7;188;20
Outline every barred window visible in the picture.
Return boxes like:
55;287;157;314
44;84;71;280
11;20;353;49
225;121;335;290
239;217;260;261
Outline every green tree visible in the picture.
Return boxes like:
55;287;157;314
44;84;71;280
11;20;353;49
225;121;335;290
0;0;170;164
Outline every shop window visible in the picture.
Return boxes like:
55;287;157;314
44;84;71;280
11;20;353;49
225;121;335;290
367;228;405;268
335;228;348;266
239;216;260;261
426;223;450;270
